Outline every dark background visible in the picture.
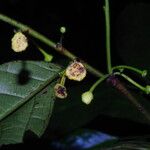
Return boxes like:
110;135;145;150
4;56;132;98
0;0;150;149
0;0;126;70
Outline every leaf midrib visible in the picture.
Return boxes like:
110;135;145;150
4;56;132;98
0;75;58;122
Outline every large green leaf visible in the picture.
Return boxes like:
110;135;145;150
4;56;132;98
90;138;150;150
47;80;150;139
0;61;61;145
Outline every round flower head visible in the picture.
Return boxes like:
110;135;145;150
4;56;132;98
81;91;93;105
54;83;67;99
60;26;66;34
11;32;28;52
66;61;86;81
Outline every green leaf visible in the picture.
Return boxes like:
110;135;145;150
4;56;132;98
90;140;150;150
0;61;61;145
47;80;150;139
51;129;117;149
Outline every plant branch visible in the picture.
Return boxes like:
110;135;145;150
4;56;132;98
0;13;104;77
112;65;147;77
104;0;112;74
111;74;150;122
90;74;109;92
115;72;146;92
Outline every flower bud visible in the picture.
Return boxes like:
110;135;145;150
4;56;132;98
11;32;28;52
66;61;86;81
60;26;66;34
145;85;150;94
142;70;147;77
81;91;93;105
54;83;67;99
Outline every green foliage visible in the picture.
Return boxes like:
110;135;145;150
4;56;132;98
0;61;61;145
48;81;150;139
90;140;150;150
50;128;150;150
0;0;150;148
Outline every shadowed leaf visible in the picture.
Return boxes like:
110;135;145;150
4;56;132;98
0;61;61;145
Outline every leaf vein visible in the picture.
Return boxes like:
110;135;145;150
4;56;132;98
0;92;24;98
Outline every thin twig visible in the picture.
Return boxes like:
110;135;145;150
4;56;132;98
0;13;104;77
104;0;112;74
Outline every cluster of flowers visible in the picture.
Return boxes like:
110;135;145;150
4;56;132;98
11;31;93;105
54;60;93;104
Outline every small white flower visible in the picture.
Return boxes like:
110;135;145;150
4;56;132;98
11;32;28;52
66;61;86;81
81;91;93;105
54;83;67;99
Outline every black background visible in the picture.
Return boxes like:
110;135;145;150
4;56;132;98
0;0;150;149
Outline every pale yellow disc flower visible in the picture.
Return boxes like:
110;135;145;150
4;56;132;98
11;32;28;52
66;61;86;81
54;83;67;99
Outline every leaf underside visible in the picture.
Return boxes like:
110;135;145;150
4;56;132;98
0;61;61;145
